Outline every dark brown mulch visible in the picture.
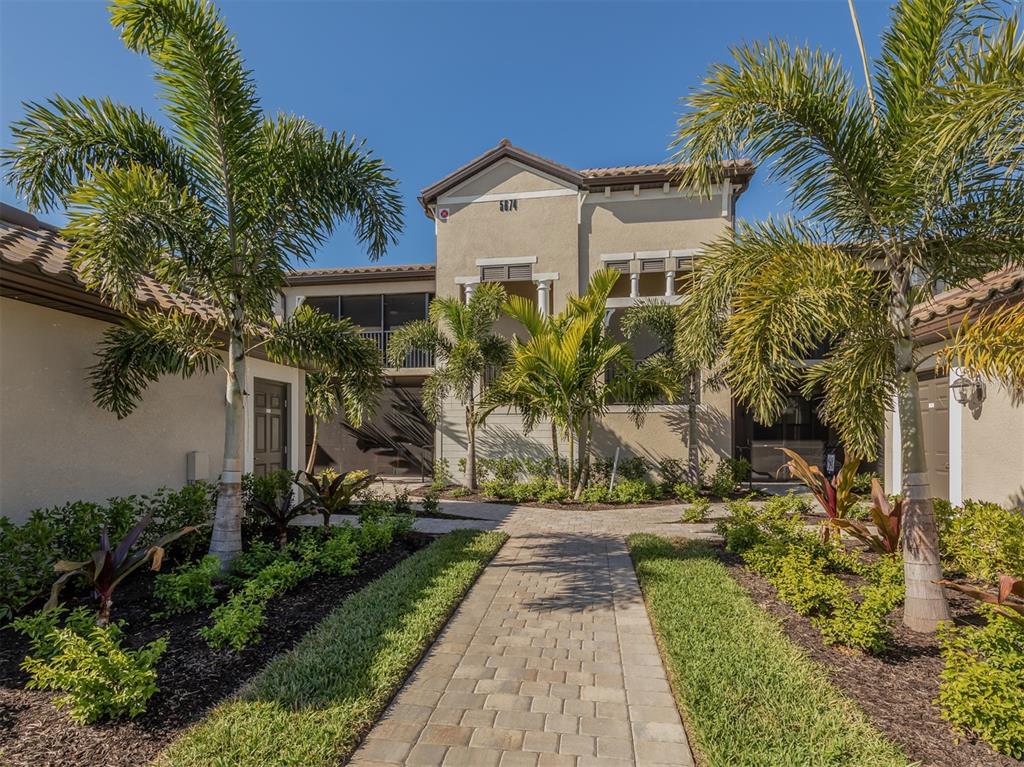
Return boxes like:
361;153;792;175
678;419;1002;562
718;547;1022;767
411;486;757;510
0;534;430;767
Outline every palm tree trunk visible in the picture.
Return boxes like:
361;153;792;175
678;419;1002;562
566;427;575;496
465;405;477;491
687;371;700;485
209;326;247;568
551;422;564;487
305;418;320;475
892;283;950;633
574;416;593;500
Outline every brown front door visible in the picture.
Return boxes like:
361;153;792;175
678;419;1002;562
253;379;287;476
918;371;949;500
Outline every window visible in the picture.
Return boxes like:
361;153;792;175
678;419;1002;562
384;293;427;330
340;295;382;330
640;258;665;273
480;264;534;282
604;260;630;273
304;295;340;319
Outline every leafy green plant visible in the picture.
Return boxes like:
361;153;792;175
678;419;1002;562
420;491;440;517
716;497;806;554
249;471;315;550
449;486;471;499
12;605;96;659
781;449;860;542
201;595;266;651
937;500;1024;583
534;479;569;504
657;458;686;490
141;481;217;558
850;472;881;497
937;614;1024;758
707;460;737;498
153;555;221;617
611;479;657;504
358;518;395;555
673;481;699;503
21;619;166;723
317;526;360;576
681;497;711;523
833;479;903;555
46;514;198;624
430;459;452;491
579;484;610;504
227;540;279;587
0;513;57;620
818;554;904;653
297;469;375;528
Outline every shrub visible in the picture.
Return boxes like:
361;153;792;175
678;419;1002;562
430;459;452;491
851;471;881;496
153;555;221;617
818;555;904;653
673;481;699;503
580;484;610;504
21;620;166;723
141;481;217;557
46;498;139;562
658;458;686;490
0;513;57;620
716;498;805;554
317;527;360;576
449;486;471;498
297;470;374;528
12;605;96;659
358;518;395;555
681;497;710;523
937;614;1024;758
248;471;314;550
201;596;265;650
937;499;1024;583
707;460;736;497
478;456;521;484
534;479;568;504
480;479;512;500
420;491;440;517
611;479;657;504
356;495;393;523
227;540;279;587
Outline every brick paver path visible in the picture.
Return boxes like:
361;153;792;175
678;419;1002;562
349;510;695;767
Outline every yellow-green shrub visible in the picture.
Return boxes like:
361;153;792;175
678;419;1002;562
937;500;1024;583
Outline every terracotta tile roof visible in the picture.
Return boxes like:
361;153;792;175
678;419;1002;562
289;263;435;278
418;139;755;217
912;266;1024;337
0;203;218;321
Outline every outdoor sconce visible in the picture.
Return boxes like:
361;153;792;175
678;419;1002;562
951;374;986;405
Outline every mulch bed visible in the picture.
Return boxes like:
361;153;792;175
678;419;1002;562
718;547;1022;767
0;534;431;767
411;485;762;510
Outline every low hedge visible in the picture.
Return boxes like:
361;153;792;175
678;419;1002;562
157;529;508;767
628;534;906;767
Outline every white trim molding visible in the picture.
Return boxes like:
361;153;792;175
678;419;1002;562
454;275;482;285
443;157;579;200
948;369;964;506
584;185;726;205
440;188;578;205
475;256;538;267
533;272;560;281
600;252;635;262
635;250;669;259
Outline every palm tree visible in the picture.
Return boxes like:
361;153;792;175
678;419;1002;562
671;0;1023;632
304;328;385;474
621;300;699;484
486;269;677;498
2;0;403;566
386;283;510;491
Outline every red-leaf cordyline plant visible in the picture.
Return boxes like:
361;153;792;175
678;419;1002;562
939;574;1024;625
779;448;860;541
46;515;198;625
297;469;376;528
833;478;904;555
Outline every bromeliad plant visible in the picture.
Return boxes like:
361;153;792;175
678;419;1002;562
833;478;904;555
939;574;1024;624
780;448;860;541
46;515;198;625
298;469;376;528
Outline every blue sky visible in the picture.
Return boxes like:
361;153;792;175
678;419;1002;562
1;0;894;268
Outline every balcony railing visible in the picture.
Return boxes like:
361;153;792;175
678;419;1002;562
361;329;434;369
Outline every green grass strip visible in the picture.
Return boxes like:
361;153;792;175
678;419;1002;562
158;529;508;767
627;534;908;767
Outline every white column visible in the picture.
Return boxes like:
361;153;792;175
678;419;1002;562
536;279;550;317
664;271;676;297
629;272;640;298
464;282;476;303
948;370;963;506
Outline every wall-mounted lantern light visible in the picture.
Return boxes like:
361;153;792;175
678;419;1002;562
951;374;986;405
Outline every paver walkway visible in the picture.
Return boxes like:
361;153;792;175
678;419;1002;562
349;508;695;767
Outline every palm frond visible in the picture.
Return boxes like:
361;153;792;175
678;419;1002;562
90;311;220;418
940;303;1024;390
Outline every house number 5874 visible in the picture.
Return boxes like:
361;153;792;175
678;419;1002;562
498;199;518;212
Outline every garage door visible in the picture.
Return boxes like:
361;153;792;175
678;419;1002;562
917;372;949;500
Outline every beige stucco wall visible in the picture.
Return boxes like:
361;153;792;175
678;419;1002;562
961;380;1024;507
0;298;304;522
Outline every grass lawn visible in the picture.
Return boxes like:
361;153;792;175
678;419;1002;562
157;529;508;767
627;534;909;767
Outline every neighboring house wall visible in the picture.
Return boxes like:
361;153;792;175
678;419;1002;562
0;297;304;522
430;154;738;474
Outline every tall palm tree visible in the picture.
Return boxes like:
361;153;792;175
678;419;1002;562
671;0;1023;632
485;269;677;498
304;331;385;474
387;283;509;491
2;0;403;566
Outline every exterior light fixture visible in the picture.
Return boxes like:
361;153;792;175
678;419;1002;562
951;374;985;405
